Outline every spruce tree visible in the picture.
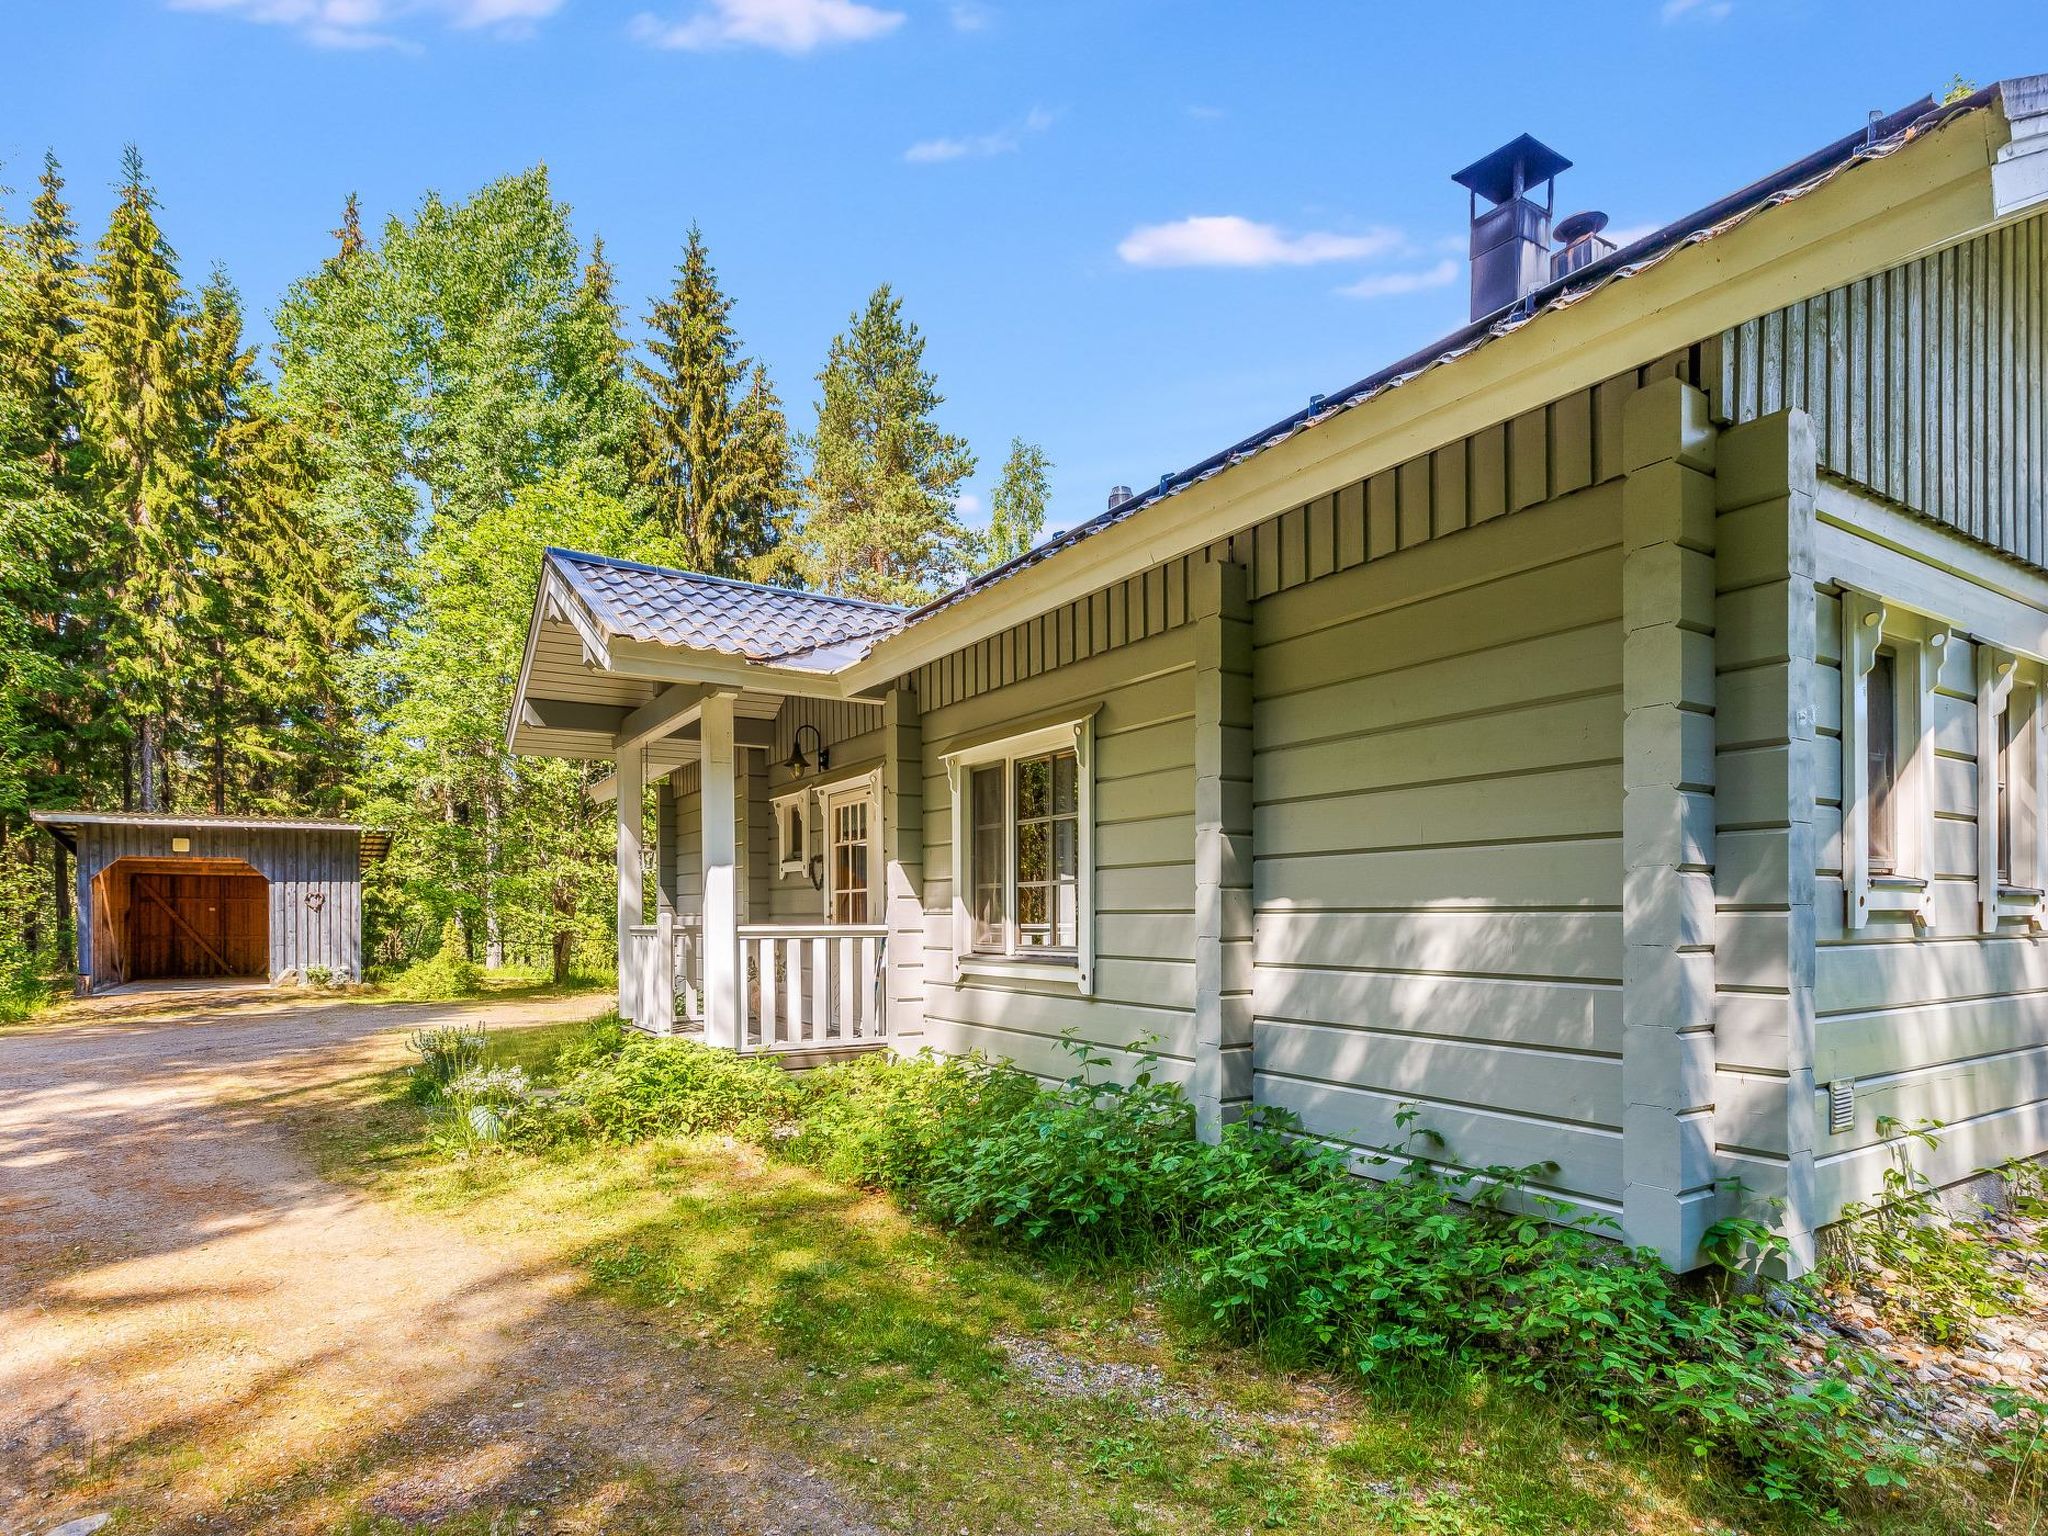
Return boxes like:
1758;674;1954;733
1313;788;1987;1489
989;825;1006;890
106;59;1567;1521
795;284;976;603
631;226;794;578
979;437;1050;571
81;146;196;811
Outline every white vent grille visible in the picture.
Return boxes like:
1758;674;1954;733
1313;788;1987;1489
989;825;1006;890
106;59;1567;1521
1827;1080;1856;1135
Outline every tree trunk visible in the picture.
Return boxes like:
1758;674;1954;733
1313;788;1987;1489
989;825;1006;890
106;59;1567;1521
483;777;504;970
138;715;159;812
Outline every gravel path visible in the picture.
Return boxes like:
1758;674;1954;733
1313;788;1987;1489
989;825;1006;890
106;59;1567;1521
0;990;884;1535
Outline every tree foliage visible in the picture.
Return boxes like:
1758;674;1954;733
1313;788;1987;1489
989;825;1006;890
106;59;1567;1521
794;284;976;604
632;226;796;578
1;151;999;996
979;436;1049;571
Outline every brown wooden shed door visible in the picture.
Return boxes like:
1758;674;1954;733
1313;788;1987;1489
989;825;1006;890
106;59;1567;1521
125;870;269;980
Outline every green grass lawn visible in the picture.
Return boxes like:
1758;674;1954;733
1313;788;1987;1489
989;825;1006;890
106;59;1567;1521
305;1019;2048;1536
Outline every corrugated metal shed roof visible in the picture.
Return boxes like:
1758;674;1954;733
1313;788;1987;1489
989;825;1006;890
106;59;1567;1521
31;811;366;833
548;549;907;662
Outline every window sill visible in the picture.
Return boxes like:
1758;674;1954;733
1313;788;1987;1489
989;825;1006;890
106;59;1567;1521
956;954;1087;988
1860;874;1933;925
1990;885;2046;929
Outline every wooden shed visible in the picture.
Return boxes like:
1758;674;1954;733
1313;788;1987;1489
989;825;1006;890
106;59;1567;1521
32;812;373;994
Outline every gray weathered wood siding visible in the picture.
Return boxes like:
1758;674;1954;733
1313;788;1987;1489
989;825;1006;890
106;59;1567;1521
72;823;362;986
919;629;1200;1083
1707;212;2047;569
1247;490;1627;1213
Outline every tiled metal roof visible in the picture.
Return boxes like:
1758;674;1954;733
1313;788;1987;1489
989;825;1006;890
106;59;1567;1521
547;549;907;663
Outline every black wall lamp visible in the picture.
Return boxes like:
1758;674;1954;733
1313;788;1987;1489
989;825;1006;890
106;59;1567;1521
784;723;827;775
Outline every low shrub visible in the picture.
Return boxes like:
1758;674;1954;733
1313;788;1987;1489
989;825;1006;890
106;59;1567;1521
781;1049;1039;1195
918;1039;1201;1249
386;920;482;1001
515;1033;797;1147
405;1020;489;1101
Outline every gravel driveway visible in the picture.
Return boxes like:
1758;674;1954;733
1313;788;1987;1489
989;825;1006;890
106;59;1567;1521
0;991;884;1535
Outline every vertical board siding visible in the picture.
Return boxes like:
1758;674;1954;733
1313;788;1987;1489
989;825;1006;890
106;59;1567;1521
1709;213;2047;568
1208;353;1699;604
73;823;362;988
1247;489;1628;1210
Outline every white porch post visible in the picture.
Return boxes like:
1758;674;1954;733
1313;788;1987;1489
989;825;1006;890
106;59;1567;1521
615;743;644;1026
700;691;740;1049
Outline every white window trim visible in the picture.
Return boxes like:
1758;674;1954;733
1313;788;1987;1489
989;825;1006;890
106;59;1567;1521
1842;591;1944;930
821;772;883;924
770;786;809;876
1977;647;2047;932
942;715;1095;994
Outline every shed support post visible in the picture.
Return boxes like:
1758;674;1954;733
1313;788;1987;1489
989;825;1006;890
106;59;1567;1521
700;692;741;1050
1713;409;1823;1274
881;685;925;1049
615;743;644;1026
1192;556;1254;1144
1620;378;1722;1268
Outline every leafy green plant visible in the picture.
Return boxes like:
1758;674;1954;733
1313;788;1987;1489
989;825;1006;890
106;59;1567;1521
405;1019;490;1103
514;1032;797;1147
433;1064;534;1154
386;919;482;1001
920;1034;1200;1250
1828;1117;2021;1342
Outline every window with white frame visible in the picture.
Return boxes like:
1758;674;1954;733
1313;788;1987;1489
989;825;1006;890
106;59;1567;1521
1842;592;1944;930
945;714;1095;991
1977;647;2046;931
771;787;809;876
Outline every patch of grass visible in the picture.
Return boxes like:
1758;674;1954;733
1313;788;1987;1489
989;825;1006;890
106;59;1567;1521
291;1022;2048;1536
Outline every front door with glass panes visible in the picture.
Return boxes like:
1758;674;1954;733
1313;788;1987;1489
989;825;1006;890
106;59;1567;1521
824;785;876;924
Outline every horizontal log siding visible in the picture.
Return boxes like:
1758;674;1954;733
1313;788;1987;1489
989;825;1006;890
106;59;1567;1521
766;704;889;923
1707;213;2047;570
73;823;362;987
1788;602;2048;1219
919;629;1200;1084
1248;489;1628;1212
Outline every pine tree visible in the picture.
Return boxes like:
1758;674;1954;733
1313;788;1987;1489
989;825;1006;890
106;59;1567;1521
81;146;196;812
979;437;1050;571
795;284;976;603
631;226;795;578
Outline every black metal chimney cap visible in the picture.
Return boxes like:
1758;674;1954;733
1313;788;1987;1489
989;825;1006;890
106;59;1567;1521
1452;134;1572;205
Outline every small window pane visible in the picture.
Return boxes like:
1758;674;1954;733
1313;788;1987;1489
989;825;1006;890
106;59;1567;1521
1868;651;1897;874
1017;756;1050;818
1053;752;1077;815
1999;704;2015;884
1053;820;1077;880
1017;820;1048;882
970;766;1005;952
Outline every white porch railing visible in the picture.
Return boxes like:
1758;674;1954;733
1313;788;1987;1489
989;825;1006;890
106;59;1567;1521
736;922;888;1053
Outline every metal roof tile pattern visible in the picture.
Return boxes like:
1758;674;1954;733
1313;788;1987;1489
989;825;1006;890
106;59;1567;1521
548;549;908;662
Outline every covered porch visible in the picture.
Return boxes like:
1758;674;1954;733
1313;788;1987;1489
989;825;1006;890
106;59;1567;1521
507;549;921;1058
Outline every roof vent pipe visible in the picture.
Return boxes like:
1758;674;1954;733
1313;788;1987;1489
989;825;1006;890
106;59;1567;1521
1452;133;1571;322
1550;209;1616;281
1106;485;1133;511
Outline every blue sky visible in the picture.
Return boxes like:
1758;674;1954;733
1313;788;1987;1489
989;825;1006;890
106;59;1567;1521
1;1;2036;534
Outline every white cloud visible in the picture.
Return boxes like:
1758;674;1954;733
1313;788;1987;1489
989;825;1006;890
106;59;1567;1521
167;0;563;45
630;0;903;52
1336;259;1460;300
905;105;1053;164
948;0;991;30
1661;0;1732;20
1186;104;1225;121
1117;215;1403;270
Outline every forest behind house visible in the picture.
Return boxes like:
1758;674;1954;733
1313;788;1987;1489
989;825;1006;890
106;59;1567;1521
0;149;1055;1009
